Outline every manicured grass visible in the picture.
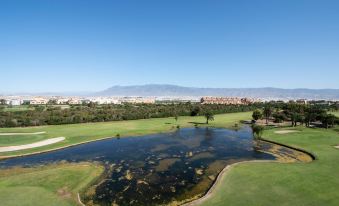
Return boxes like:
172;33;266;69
0;134;48;146
0;112;251;157
2;105;34;112
200;126;339;206
330;111;339;117
0;163;104;206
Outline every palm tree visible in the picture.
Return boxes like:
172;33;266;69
251;124;264;139
174;114;178;122
204;111;214;124
263;105;272;124
290;112;298;127
322;114;336;129
304;112;315;127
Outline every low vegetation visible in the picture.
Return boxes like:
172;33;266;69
0;103;261;127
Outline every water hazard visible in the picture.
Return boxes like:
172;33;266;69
1;126;281;205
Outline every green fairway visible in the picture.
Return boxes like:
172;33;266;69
330;111;339;117
0;163;104;206
0;112;252;157
0;133;48;146
199;126;339;206
2;105;34;112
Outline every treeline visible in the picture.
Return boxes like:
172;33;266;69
0;103;262;127
252;103;339;128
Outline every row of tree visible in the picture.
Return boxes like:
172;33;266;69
252;103;338;129
0;102;260;127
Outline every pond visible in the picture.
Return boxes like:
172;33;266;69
0;126;303;206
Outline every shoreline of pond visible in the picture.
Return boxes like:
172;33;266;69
180;137;315;206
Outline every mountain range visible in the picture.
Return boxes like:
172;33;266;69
96;84;339;100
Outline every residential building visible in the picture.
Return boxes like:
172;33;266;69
200;97;258;105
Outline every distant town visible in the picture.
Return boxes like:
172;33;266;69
0;95;338;106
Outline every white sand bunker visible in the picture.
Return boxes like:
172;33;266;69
334;145;339;149
0;131;46;136
274;130;299;134
0;137;65;152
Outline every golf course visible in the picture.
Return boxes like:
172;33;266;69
0;111;338;206
0;112;251;158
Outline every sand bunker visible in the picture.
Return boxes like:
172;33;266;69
0;131;46;136
274;130;299;134
334;145;339;149
0;137;65;152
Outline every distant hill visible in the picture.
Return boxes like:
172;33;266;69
96;84;339;100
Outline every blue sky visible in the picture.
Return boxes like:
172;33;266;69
1;0;339;93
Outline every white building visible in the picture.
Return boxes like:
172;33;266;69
9;99;22;106
30;98;48;105
56;98;69;105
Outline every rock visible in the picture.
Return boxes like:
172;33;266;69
208;175;215;181
125;170;133;180
195;168;204;175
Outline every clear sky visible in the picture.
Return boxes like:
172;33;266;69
1;0;339;93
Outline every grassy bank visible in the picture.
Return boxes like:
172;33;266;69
0;112;251;157
199;126;339;206
0;163;104;206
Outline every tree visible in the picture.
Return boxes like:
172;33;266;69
174;113;178;122
0;99;6;105
191;106;201;116
35;106;45;112
273;113;286;123
252;109;263;121
263;105;272;124
204;111;214;124
321;114;337;129
87;102;97;108
48;99;57;105
251;124;264;139
298;115;305;126
305;112;316;127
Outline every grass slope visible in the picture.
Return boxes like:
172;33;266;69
0;163;104;206
0;112;251;157
200;126;339;206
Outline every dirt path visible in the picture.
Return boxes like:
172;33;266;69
0;137;65;152
0;131;46;136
